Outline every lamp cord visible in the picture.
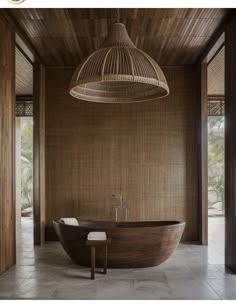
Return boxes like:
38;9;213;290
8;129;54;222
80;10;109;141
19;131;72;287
116;8;120;23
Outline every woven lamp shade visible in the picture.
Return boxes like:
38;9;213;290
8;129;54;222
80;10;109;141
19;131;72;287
69;23;169;103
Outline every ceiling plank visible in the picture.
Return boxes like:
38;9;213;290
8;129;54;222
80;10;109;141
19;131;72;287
1;9;44;64
6;8;231;67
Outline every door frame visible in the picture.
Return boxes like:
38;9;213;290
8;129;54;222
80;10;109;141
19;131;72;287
33;62;46;245
198;35;225;245
15;36;46;246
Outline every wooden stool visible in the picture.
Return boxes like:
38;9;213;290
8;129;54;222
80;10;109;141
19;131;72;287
86;238;111;280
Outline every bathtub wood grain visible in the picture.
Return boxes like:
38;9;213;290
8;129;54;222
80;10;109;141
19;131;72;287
53;220;185;268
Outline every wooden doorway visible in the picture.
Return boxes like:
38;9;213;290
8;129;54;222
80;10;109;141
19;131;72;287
207;47;225;263
200;14;236;273
15;46;34;248
199;34;225;245
15;33;46;246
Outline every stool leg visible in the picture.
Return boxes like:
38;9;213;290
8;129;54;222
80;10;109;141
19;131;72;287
103;245;107;274
91;246;95;280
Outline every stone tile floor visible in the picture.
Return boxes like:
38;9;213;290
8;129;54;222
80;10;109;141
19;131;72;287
0;217;235;300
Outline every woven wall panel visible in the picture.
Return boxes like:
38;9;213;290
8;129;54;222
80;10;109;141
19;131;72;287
15;47;33;96
16;102;33;116
45;67;198;241
207;46;225;96
208;101;224;116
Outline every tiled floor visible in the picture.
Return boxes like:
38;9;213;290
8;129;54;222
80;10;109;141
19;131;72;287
0;217;235;300
208;216;224;264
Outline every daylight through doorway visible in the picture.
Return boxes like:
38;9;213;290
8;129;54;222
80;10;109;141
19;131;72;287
208;116;224;264
16;117;34;249
207;46;225;264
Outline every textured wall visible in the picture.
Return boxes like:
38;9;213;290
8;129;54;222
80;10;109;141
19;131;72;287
45;66;198;241
0;14;15;274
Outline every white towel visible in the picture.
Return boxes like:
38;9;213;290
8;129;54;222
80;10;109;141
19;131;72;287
60;218;79;226
87;231;107;241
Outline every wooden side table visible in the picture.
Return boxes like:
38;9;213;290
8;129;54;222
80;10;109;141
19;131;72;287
86;238;111;280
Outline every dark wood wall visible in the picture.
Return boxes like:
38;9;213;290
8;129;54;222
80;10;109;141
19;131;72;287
225;15;236;272
45;66;198;241
33;62;46;245
0;14;15;274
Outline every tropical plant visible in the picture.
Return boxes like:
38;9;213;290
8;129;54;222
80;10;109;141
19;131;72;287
21;118;33;210
208;116;224;214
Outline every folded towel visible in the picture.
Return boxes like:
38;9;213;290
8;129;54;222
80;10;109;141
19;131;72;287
60;218;79;226
87;231;107;241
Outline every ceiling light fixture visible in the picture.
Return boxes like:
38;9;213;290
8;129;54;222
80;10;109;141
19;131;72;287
69;9;169;103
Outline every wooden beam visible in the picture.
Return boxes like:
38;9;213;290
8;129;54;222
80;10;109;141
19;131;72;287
16;95;33;102
202;33;225;65
33;62;46;245
0;9;44;64
15;37;34;65
225;14;236;273
197;11;235;64
208;95;224;101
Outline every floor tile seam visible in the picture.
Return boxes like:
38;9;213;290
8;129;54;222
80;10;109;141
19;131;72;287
7;278;28;299
206;280;224;300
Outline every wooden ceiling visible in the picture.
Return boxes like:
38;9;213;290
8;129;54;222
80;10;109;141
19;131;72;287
15;47;33;96
9;8;229;66
207;46;224;97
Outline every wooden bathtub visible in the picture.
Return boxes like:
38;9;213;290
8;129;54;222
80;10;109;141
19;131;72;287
53;220;185;268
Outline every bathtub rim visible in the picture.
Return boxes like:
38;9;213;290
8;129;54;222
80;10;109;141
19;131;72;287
53;219;186;229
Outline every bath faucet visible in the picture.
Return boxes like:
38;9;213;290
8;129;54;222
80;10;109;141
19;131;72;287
112;194;123;205
112;194;129;222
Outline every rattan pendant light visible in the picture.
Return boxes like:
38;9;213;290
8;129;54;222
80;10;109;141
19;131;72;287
69;13;169;103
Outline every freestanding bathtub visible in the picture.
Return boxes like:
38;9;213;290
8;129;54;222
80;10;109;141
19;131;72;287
53;220;185;268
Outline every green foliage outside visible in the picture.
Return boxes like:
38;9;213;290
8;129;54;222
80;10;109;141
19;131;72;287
208;116;224;215
21;118;33;211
